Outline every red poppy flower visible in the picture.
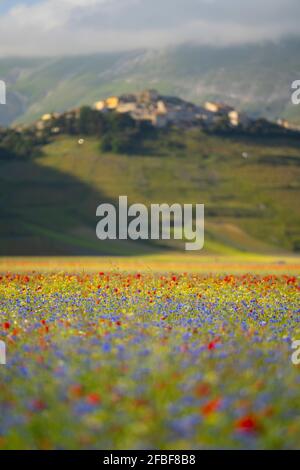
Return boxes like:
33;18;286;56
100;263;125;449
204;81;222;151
207;337;221;350
201;398;222;416
208;340;218;350
86;392;101;405
235;414;259;434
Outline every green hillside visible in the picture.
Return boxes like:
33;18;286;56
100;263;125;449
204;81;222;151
1;126;299;256
1;37;300;127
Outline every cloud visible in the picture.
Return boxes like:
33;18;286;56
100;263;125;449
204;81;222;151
0;0;299;56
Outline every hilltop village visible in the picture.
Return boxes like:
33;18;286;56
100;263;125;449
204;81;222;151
1;89;299;161
36;89;251;131
29;88;300;137
93;89;250;128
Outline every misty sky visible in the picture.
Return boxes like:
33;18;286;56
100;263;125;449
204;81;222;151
0;0;299;56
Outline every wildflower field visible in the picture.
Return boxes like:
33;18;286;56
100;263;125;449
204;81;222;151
0;257;300;450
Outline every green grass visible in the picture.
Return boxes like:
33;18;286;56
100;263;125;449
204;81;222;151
0;128;300;255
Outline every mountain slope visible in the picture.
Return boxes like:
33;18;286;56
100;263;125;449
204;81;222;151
1;129;299;256
1;37;300;127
